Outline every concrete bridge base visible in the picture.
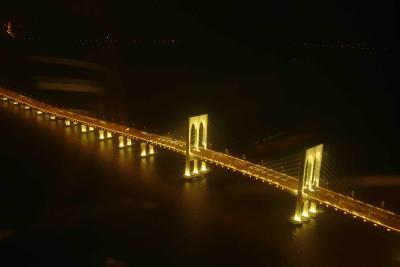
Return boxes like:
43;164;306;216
140;142;155;157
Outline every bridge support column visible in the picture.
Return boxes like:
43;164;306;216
193;159;199;174
140;142;147;157
139;143;154;157
106;132;112;139
309;201;317;216
64;120;71;126
185;159;191;177
88;126;94;132
81;124;87;133
301;199;310;220
13;101;18;105
294;198;304;223
2;97;8;101
148;144;154;155
36;110;43;115
50;115;56;120
24;105;30;110
118;136;125;148
201;161;207;172
99;129;105;140
126;138;132;146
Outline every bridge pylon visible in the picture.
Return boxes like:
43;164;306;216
292;144;324;224
184;114;209;179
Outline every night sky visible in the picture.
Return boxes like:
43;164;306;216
0;0;399;175
1;1;398;41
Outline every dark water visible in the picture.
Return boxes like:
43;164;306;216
0;95;399;267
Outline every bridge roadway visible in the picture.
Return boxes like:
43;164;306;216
1;87;399;233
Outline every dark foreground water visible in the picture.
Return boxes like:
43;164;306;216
0;100;399;267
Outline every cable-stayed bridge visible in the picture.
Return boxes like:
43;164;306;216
1;87;399;233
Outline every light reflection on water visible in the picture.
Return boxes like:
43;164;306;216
0;100;399;267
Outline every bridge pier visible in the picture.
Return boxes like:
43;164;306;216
301;199;310;220
118;136;125;148
24;105;30;110
36;110;43;115
2;97;8;101
201;161;208;172
88;126;94;132
140;142;155;157
140;142;147;157
185;160;191;177
293;197;304;223
184;158;209;178
309;201;317;217
291;144;324;225
13;100;18;105
50;115;56;120
64;120;71;126
99;130;113;140
99;129;105;140
126;138;132;146
148;144;154;155
81;124;87;133
193;159;199;174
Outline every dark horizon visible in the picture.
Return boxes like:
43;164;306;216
0;0;399;175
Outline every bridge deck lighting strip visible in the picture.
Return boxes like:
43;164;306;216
1;88;399;233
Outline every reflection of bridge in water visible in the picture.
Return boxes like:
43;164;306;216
1;87;399;233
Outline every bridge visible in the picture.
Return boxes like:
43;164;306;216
1;87;399;233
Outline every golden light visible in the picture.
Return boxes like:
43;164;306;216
99;130;105;140
140;142;147;157
149;144;155;155
118;136;125;148
126;138;132;146
1;88;400;233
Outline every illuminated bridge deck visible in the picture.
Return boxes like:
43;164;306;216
1;87;399;233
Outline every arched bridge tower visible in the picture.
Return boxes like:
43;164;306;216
184;114;209;178
293;144;324;224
